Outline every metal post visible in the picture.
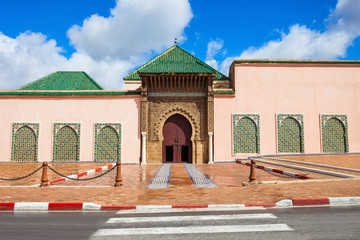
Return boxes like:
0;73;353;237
249;159;256;182
40;162;49;187
114;162;123;187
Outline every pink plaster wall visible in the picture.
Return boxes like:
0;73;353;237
214;63;360;162
0;95;141;163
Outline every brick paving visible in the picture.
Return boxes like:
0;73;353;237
0;154;359;205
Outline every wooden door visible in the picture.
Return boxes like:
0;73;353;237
162;114;192;163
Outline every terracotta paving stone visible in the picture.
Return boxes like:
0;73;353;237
0;179;359;205
168;164;193;187
197;163;302;187
54;164;160;188
0;155;359;205
0;162;110;186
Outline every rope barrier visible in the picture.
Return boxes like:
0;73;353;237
0;166;43;181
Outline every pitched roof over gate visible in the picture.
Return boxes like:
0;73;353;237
124;45;228;80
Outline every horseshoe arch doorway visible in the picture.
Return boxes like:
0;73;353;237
162;114;192;163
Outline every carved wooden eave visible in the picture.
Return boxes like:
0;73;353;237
139;72;215;163
139;73;215;94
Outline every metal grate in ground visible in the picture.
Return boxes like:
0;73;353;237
184;164;218;188
146;164;172;189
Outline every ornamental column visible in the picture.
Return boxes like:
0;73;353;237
141;131;147;165
208;132;213;164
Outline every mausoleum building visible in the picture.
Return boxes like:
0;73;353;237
0;45;359;163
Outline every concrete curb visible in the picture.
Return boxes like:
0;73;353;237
33;163;116;187
0;202;275;211
1;197;359;211
236;160;312;179
275;197;360;207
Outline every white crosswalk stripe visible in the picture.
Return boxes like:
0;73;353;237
91;211;294;239
93;224;293;236
106;213;277;223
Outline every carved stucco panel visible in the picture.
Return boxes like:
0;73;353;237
148;99;205;141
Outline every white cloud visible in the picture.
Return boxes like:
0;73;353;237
0;32;67;89
0;0;193;90
218;0;360;74
205;39;225;70
67;0;193;61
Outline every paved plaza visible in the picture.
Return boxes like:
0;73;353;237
0;154;360;206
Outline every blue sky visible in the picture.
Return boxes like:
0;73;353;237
0;0;359;90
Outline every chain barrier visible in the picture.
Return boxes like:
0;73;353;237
256;164;307;179
47;165;116;181
0;165;43;181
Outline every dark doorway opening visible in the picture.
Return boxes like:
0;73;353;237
165;146;173;162
162;114;192;163
181;146;189;162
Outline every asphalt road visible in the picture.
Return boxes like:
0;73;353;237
0;206;359;240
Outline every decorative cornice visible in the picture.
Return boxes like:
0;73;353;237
234;59;360;66
0;90;141;96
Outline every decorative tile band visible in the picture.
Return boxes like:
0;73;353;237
53;123;80;162
321;114;348;153
146;164;172;189
11;123;39;162
232;114;260;154
277;114;304;153
94;123;122;162
184;164;218;188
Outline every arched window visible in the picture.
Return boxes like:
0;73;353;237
11;124;39;162
94;123;121;162
277;114;304;153
233;114;260;154
322;116;347;153
53;124;80;161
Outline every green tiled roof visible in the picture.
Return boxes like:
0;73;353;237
18;71;103;90
124;45;228;80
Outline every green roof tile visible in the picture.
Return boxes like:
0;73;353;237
18;71;103;90
124;45;228;80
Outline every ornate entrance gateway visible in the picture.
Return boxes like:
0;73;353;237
124;45;229;164
163;114;192;163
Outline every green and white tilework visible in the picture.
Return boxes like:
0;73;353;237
94;123;121;162
277;114;304;153
232;114;260;154
53;123;80;161
11;123;39;162
321;115;348;153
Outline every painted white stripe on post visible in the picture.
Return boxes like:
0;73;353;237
87;170;96;175
65;175;78;181
283;171;296;177
101;166;108;171
93;224;293;236
264;166;273;171
14;202;49;211
106;213;277;224
83;202;101;210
